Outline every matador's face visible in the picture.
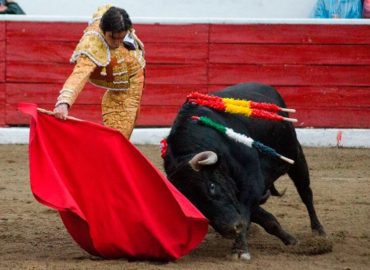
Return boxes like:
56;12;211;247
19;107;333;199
104;31;127;49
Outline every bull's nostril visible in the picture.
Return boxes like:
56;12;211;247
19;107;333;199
234;222;244;234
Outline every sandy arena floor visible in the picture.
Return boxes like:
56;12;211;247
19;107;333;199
0;145;369;270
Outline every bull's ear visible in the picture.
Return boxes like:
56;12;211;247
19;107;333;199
189;151;218;171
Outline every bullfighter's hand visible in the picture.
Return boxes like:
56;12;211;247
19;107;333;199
53;103;69;120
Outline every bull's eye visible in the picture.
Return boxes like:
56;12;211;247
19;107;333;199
209;183;216;196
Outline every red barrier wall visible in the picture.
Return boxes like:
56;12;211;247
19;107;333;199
0;22;5;126
1;21;370;128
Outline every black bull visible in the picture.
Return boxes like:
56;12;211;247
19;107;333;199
163;83;325;260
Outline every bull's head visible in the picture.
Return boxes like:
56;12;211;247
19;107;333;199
167;151;247;239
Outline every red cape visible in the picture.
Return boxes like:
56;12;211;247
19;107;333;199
19;103;208;260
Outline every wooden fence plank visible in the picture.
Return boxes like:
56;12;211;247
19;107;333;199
7;62;208;84
6;83;207;106
143;64;208;84
277;86;370;108
6;103;101;125
10;40;370;65
6;85;370;127
7;22;85;41
8;41;208;64
137;105;180;126
7;102;370;128
0;41;5;61
293;108;370;128
6;62;73;83
6;83;103;105
0;22;5;41
208;85;370;108
209;44;370;65
209;64;370;86
0;62;5;82
7;23;208;44
210;24;370;44
0;23;5;67
7;40;74;63
145;43;208;64
0;84;5;126
135;24;209;43
207;85;370;128
141;84;208;105
5;103;180;127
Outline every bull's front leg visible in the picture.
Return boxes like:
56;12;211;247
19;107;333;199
230;227;251;260
251;206;297;245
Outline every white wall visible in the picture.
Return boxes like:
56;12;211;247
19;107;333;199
16;0;318;18
2;127;370;147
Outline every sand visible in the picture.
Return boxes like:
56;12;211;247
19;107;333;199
0;145;369;270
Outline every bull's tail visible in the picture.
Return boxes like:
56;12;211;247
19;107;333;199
270;184;287;197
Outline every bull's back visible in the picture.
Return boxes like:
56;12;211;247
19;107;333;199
214;83;300;180
213;83;287;108
212;83;292;137
167;82;301;184
169;82;299;158
213;82;299;159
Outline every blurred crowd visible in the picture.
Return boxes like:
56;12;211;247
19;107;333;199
312;0;370;18
0;0;24;14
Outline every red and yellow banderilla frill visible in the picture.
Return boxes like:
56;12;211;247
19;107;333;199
187;92;297;123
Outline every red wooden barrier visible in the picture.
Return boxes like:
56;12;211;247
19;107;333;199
0;83;5;126
209;44;370;65
209;24;370;44
2;21;370;128
0;22;5;126
6;22;85;41
208;24;370;128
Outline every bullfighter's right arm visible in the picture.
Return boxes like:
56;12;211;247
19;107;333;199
56;55;97;107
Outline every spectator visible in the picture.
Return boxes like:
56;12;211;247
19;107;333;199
363;0;370;17
0;0;25;14
312;0;362;18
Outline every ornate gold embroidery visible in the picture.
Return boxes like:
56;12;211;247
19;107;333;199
57;4;145;138
56;56;96;107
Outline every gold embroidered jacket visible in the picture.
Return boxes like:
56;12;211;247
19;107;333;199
56;4;145;107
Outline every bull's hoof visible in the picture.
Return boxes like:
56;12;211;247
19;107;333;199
228;251;251;261
283;234;298;246
281;233;298;246
312;226;326;236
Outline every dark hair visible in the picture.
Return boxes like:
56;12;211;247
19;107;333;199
100;7;132;33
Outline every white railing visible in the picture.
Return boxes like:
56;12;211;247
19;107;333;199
1;15;370;25
15;0;318;18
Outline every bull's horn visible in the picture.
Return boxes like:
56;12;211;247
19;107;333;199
189;151;218;171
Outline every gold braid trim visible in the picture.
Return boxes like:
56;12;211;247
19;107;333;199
70;31;110;67
70;5;112;67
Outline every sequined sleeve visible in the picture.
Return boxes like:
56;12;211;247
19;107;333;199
127;54;145;100
56;56;97;107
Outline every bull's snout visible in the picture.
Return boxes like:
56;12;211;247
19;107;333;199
233;220;245;235
215;219;246;239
